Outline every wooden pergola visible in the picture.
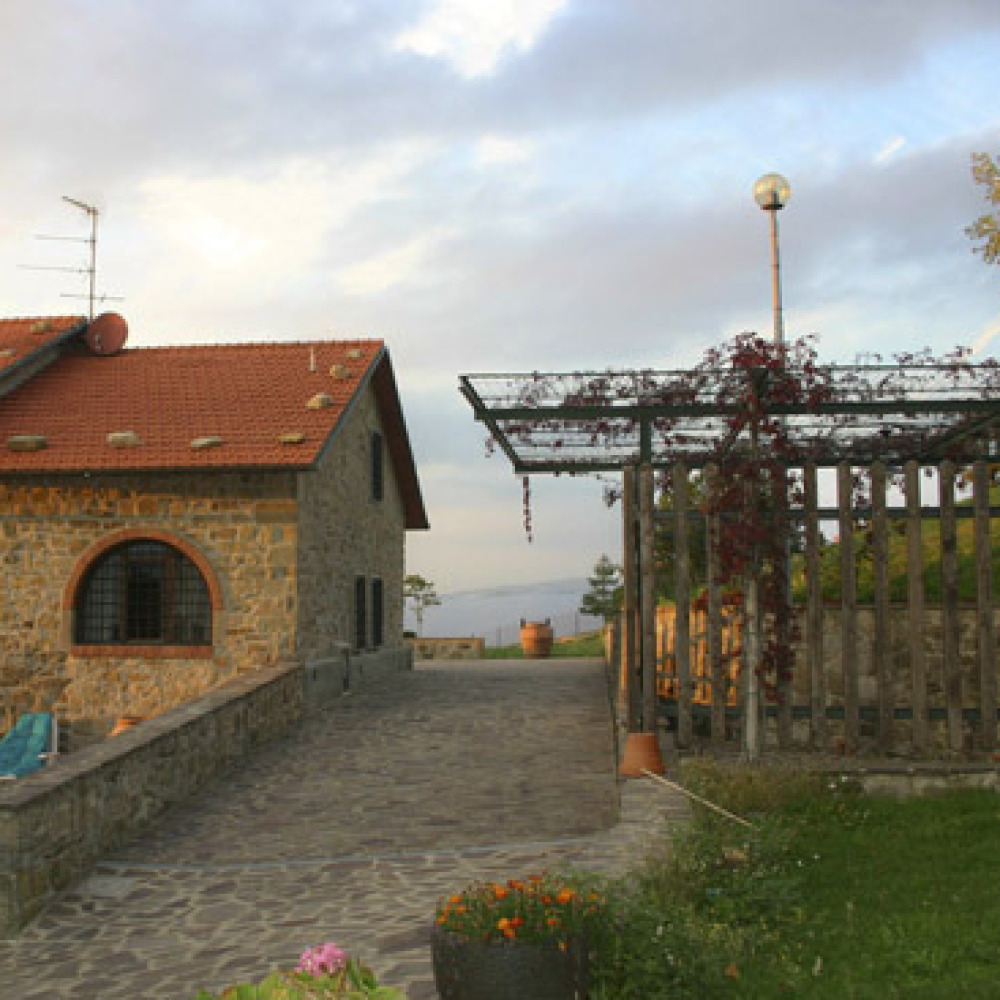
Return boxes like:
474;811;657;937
461;356;1000;762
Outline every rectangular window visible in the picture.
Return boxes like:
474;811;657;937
371;431;384;502
371;578;384;648
354;575;367;651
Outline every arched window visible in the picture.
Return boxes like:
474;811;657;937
74;540;212;645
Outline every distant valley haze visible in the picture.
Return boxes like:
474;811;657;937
405;577;605;646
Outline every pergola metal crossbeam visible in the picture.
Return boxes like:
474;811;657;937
459;361;1000;473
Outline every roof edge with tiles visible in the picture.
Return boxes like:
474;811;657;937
0;316;88;400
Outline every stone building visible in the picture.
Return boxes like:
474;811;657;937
0;314;427;745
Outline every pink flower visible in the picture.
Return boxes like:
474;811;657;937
297;942;347;976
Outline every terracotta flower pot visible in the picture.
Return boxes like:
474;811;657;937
109;714;145;737
519;620;554;658
431;927;589;1000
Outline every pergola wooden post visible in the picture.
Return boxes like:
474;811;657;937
619;453;666;776
621;465;641;733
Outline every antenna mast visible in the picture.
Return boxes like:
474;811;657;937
62;197;97;320
20;196;123;320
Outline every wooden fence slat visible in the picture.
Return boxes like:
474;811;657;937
705;464;726;744
905;461;928;750
838;462;859;750
974;460;997;751
872;461;892;751
776;470;793;749
804;462;825;749
940;460;963;752
674;462;692;748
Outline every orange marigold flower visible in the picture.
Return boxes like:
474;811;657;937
556;889;575;904
493;886;508;900
503;928;516;939
511;915;524;928
497;918;511;930
448;894;463;905
436;915;448;925
507;879;524;891
541;895;552;904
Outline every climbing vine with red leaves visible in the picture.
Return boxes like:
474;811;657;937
477;332;1000;699
695;334;831;699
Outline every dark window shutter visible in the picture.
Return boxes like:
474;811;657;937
354;576;367;651
371;578;384;648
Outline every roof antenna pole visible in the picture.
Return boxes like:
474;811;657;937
20;198;123;320
62;197;98;321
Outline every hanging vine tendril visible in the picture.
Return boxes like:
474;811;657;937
522;476;533;543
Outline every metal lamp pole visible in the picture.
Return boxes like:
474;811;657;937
745;172;791;761
753;173;791;344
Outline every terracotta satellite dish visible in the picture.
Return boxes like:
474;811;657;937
85;312;128;356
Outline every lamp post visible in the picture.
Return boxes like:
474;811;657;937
744;173;792;762
753;172;791;344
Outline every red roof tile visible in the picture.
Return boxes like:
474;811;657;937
0;329;428;529
0;316;87;373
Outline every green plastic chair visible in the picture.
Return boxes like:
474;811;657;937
0;713;58;780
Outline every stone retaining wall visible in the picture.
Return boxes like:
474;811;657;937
406;637;485;661
0;646;411;937
304;646;413;705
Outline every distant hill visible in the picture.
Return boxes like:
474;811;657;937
406;577;605;646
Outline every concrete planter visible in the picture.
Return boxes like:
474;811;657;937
430;927;589;1000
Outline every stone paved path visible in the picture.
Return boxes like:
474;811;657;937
0;660;689;999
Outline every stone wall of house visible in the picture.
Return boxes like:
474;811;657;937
0;471;299;745
296;384;406;662
0;660;304;937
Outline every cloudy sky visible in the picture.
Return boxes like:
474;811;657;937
2;0;998;594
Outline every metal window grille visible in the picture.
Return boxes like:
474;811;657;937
75;541;211;645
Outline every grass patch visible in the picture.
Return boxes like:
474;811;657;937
587;762;1000;998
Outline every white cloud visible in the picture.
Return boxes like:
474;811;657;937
393;0;569;77
139;148;433;276
336;229;453;296
874;134;907;164
474;133;534;167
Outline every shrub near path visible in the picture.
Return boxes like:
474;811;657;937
588;762;1000;999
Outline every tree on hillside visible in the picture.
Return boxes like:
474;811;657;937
404;574;441;635
966;151;1000;264
580;555;622;622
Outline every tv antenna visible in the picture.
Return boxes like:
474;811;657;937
20;196;123;320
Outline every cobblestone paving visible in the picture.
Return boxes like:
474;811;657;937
0;660;689;999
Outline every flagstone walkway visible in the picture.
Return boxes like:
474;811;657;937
0;660;689;1000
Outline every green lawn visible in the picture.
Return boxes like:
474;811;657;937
587;763;1000;999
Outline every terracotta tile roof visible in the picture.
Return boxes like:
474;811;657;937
0;329;428;529
0;315;87;374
